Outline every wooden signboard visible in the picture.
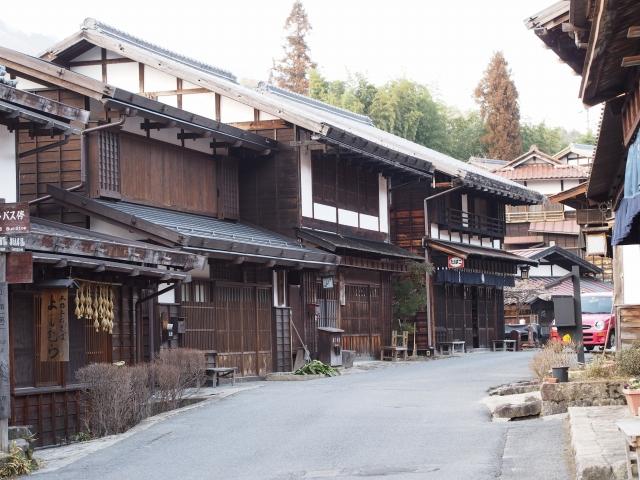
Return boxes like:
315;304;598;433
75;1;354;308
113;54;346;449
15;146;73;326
0;202;30;235
6;252;32;284
40;289;69;362
447;256;465;269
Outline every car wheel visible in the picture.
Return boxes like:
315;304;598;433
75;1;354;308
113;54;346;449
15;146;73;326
584;345;594;352
607;331;616;349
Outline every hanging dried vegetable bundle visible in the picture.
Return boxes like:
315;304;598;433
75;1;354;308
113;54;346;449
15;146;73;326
73;281;115;334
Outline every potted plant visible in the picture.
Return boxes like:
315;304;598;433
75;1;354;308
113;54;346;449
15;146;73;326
623;378;640;416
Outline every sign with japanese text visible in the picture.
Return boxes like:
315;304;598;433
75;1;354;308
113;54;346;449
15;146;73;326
40;289;69;362
0;236;25;252
447;256;465;269
0;203;29;235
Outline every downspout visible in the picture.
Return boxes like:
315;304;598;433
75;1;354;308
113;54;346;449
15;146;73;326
29;115;128;205
423;184;463;350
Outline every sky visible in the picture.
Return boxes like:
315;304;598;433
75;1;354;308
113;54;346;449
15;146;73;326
0;0;599;133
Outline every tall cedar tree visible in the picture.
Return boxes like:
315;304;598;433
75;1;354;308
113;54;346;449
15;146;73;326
474;52;522;160
272;1;316;94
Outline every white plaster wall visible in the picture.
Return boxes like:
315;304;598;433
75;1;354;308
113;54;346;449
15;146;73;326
73;46;101;62
182;92;216;119
144;66;176;92
0;126;16;202
563;180;581;190
526;180;562;195
157;283;176;304
121;116;213;155
71;65;102;82
359;213;379;231
338;208;358;227
378;175;389;233
530;264;552;277
314;203;337;223
622;244;640;305
219;96;255;123
300;148;313;218
107;62;140;93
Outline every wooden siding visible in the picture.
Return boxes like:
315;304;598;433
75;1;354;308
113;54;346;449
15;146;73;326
217;157;239;219
181;280;273;377
17;89;86;227
118;132;217;216
239;134;300;237
618;304;640;349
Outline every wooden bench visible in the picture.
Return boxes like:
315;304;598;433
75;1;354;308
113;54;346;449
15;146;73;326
492;339;517;352
438;341;466;356
207;367;237;387
617;418;640;479
203;350;237;387
381;331;408;361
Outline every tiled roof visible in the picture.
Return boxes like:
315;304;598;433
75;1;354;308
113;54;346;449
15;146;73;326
427;239;538;264
543;276;613;296
96;200;314;252
529;219;580;235
509;245;601;274
468;157;508;172
298;228;423;260
496;164;589;181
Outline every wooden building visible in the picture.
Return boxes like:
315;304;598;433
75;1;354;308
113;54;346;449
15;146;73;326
31;19;544;355
527;0;640;348
0;47;338;381
0;84;203;445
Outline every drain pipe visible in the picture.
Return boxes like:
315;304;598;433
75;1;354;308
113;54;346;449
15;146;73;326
423;184;462;349
29;115;128;205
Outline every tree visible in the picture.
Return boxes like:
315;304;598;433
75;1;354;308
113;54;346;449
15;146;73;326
443;110;486;160
392;262;433;323
521;122;566;155
272;1;316;94
474;52;523;160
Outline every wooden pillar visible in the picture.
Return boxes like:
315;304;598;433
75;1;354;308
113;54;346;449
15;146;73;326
572;266;585;364
0;254;10;452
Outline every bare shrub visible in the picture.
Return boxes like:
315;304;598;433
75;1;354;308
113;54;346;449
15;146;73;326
76;363;153;437
153;349;206;411
617;343;640;377
584;354;617;379
530;342;579;380
77;349;206;438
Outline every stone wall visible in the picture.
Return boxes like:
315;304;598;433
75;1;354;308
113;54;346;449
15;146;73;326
541;380;626;415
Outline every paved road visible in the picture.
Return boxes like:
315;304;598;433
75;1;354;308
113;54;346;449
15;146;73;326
34;352;571;480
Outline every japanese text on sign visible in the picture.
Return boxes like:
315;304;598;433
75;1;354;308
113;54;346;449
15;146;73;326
0;203;30;235
40;289;69;362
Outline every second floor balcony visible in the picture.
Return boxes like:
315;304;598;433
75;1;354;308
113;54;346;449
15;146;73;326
505;203;565;223
444;209;505;238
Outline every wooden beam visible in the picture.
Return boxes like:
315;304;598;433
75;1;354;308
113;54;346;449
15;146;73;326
0;46;113;101
142;87;209;98
628;26;640;38
69;57;136;68
622;56;640;67
229;119;288;131
0;84;89;123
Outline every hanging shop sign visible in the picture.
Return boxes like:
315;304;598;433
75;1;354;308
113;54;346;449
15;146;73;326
74;281;115;334
447;256;465;269
0;202;29;235
322;276;335;289
6;252;33;284
40;288;69;362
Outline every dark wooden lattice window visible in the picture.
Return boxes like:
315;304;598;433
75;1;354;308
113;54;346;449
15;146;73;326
98;130;121;198
311;152;337;205
217;158;239;219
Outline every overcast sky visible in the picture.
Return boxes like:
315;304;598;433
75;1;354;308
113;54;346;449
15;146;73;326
1;0;598;133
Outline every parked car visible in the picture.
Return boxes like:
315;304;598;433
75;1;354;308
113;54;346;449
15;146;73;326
581;292;615;350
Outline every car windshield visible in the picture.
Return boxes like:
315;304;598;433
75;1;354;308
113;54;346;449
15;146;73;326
581;295;612;314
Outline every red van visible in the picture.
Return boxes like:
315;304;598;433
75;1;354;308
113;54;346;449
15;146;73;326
581;292;615;350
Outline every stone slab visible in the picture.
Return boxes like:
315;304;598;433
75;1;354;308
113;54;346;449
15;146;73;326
568;406;630;480
482;391;542;420
542;380;626;415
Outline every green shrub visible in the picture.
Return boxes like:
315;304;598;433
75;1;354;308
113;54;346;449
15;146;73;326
617;343;640;377
295;360;338;377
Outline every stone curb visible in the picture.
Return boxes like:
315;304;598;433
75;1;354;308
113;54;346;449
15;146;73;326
32;385;262;475
568;406;629;480
265;373;327;381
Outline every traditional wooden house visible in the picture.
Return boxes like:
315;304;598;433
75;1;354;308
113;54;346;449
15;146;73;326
37;18;542;357
0;81;204;445
490;146;590;254
527;0;640;348
0;46;338;380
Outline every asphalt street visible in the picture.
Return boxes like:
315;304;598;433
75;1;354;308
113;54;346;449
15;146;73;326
33;351;571;480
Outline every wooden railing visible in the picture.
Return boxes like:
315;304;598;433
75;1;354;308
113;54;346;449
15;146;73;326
445;209;505;237
505;203;565;223
576;208;607;225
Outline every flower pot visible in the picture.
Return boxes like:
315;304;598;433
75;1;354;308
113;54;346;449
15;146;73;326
623;389;640;416
551;366;569;383
543;377;558;384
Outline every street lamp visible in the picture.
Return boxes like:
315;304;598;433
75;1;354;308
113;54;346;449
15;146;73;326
520;265;530;280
